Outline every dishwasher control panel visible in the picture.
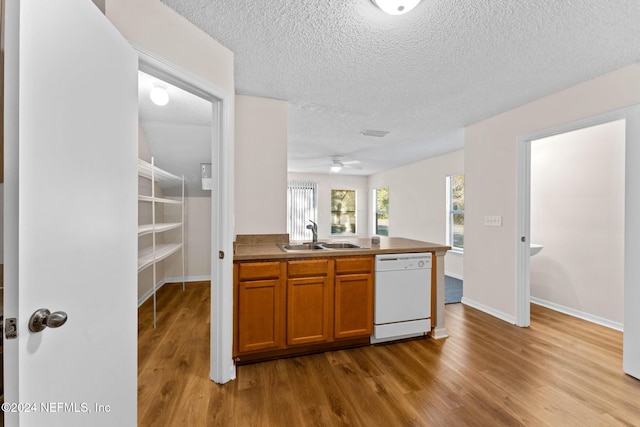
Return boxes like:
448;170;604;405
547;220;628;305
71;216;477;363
375;253;432;271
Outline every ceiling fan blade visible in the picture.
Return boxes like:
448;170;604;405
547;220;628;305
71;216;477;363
306;163;332;169
344;163;363;169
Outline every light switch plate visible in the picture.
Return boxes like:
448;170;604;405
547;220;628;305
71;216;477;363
484;215;502;227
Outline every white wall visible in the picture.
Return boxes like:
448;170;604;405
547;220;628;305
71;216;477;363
464;63;640;322
106;0;234;95
530;120;625;326
164;196;212;281
369;150;464;278
235;95;288;235
288;172;369;240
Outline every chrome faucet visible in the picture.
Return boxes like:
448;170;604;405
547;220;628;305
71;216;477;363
306;220;318;243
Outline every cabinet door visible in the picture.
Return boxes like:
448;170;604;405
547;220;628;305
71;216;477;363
335;273;374;339
287;276;333;346
237;278;285;353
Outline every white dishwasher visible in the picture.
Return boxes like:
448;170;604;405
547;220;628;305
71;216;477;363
371;253;432;343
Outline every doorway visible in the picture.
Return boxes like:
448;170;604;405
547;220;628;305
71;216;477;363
136;70;214;314
135;50;236;384
516;106;640;335
528;120;625;329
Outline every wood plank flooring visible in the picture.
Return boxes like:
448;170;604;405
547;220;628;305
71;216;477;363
138;282;640;426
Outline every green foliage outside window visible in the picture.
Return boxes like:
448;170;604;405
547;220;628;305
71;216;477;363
375;187;389;236
331;189;356;234
450;175;464;249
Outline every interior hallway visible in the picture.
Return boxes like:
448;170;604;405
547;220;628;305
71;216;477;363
138;282;640;426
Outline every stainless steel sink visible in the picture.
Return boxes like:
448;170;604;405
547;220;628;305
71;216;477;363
278;243;325;252
320;242;362;249
278;242;364;252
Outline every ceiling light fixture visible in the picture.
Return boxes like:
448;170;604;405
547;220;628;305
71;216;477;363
330;156;344;173
371;0;421;15
150;86;169;106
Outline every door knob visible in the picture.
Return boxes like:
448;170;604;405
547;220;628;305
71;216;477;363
29;308;68;333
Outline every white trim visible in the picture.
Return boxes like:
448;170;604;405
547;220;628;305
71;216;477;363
3;2;20;424
461;297;516;325
516;105;640;329
515;133;531;327
133;44;236;384
431;327;449;340
165;275;212;284
531;298;623;332
215;81;237;384
623;106;640;379
444;272;463;281
137;280;166;308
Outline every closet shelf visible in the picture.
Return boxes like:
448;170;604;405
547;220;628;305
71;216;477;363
138;222;182;237
138;243;183;272
137;158;181;184
138;195;182;205
138;156;185;328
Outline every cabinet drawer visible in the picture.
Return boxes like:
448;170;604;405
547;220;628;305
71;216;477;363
238;262;281;281
288;259;329;278
335;256;373;275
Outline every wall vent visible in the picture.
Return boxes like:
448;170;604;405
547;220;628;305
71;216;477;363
360;129;390;138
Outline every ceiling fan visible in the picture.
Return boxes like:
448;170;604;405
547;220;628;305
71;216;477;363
309;155;361;173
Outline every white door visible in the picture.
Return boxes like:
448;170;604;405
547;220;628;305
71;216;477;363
4;0;138;425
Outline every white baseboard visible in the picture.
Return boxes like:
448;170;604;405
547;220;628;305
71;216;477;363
138;280;166;308
138;276;212;307
531;297;623;332
431;327;449;339
461;297;517;325
164;275;211;284
445;272;463;281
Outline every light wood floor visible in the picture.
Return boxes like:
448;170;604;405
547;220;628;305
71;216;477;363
138;282;640;426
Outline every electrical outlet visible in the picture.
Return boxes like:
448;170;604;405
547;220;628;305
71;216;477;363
484;215;502;227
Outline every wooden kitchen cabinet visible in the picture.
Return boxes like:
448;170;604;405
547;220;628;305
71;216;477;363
334;257;374;339
234;261;286;355
233;255;374;363
287;259;333;346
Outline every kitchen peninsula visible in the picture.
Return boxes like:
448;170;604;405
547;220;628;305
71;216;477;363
233;235;450;364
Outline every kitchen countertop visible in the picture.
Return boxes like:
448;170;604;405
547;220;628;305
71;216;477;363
233;234;450;340
233;236;451;261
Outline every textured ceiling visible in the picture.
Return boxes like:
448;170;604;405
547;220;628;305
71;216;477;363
160;0;640;175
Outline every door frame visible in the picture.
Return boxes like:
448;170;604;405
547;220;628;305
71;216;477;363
133;44;236;383
515;105;640;328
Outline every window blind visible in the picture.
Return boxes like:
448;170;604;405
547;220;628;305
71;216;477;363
287;180;318;241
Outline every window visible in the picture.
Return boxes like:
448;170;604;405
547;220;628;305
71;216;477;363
287;180;318;241
447;175;464;251
374;187;389;236
331;189;356;235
